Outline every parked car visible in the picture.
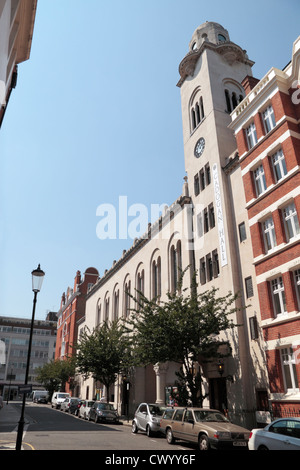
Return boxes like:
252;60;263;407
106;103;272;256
51;392;70;409
248;417;300;450
89;402;119;424
132;403;166;437
31;390;49;403
79;400;95;420
160;407;250;450
60;397;80;414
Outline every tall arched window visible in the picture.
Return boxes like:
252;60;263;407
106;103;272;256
123;277;131;318
113;286;119;321
136;268;145;308
189;88;205;133
170;240;182;293
96;299;101;326
224;79;245;113
152;256;161;299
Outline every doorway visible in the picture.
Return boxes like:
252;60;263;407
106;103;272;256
209;378;227;413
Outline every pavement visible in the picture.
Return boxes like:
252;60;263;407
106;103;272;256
0;402;26;450
0;401;132;450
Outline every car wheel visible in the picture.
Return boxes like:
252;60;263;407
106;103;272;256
132;421;138;433
258;445;269;450
166;428;175;444
198;434;210;451
84;413;87;420
146;425;153;437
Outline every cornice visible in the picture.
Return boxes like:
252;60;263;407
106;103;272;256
177;40;254;87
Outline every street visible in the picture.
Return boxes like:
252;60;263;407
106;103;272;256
1;401;194;451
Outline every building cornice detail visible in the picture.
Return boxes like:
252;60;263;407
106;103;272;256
177;40;254;87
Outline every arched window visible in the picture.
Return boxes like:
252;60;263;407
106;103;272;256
170;240;182;293
224;80;245;113
96;299;101;326
104;293;110;322
189;88;205;133
136;268;145;308
123;277;131;318
152;256;161;299
113;286;119;321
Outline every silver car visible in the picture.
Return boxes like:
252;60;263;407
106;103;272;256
132;403;166;437
248;417;300;450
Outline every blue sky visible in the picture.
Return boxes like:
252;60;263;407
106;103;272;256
0;0;299;320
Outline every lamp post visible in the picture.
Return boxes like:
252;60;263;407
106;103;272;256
15;265;45;451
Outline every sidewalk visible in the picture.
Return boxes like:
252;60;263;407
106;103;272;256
0;402;27;450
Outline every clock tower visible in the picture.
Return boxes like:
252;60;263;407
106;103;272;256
177;22;258;415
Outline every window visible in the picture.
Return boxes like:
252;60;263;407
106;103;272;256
200;257;206;285
262;105;276;133
253;164;267;196
124;280;131;318
190;96;205;131
212;249;219;278
246;122;258;149
238;222;247;242
171;242;182;292
245;276;254;298
282;203;300;241
113;290;119;321
200;168;205;190
194;173;200;196
152;257;161;299
280;347;299;392
271;277;286;316
205;164;211;185
208;203;215;229
262;217;277;251
249;316;259;340
206;253;213;282
225;89;244;113
272;149;287;182
294;269;300;309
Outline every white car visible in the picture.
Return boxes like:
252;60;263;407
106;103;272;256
79;400;95;420
248;417;300;450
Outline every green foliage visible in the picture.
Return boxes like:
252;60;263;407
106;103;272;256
126;269;241;406
35;357;76;398
75;320;132;392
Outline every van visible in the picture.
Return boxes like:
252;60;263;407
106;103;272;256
51;392;70;409
32;390;49;403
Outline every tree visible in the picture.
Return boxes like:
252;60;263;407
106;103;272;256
75;320;132;397
126;270;241;406
35;357;76;399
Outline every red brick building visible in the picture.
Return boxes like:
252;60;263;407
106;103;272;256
55;267;99;395
230;36;300;415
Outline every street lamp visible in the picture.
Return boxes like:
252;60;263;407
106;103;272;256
16;265;45;451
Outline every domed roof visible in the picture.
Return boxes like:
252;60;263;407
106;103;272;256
189;21;230;52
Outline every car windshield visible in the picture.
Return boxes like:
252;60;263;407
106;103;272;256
194;410;229;423
149;405;166;416
58;394;68;398
97;403;115;410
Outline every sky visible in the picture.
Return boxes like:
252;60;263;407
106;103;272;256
0;0;299;320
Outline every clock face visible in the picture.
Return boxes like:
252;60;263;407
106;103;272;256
194;137;205;158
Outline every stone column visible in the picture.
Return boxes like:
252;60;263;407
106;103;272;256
153;363;168;404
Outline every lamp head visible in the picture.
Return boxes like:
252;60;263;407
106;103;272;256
32;264;45;293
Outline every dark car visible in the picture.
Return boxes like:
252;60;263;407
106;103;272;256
89;402;119;424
